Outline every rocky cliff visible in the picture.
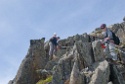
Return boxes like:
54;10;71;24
9;17;125;84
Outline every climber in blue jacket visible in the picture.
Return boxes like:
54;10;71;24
49;33;60;60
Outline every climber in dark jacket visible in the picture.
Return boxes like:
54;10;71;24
49;33;60;60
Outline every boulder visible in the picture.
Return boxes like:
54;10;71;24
13;39;47;84
89;60;110;84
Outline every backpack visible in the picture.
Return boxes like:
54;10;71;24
111;31;120;45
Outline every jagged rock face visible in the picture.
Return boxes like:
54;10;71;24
69;61;85;84
12;39;47;84
123;16;125;22
52;39;94;84
111;22;125;43
111;65;125;84
8;80;13;84
75;41;94;68
52;51;74;84
10;16;125;84
92;40;105;61
89;60;110;84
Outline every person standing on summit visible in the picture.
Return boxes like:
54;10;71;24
49;33;60;60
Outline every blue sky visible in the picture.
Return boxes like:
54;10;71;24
0;0;125;84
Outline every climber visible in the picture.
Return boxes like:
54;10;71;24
49;33;60;60
92;24;118;63
101;24;119;63
99;24;113;42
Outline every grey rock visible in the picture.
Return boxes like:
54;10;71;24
107;81;113;84
111;65;125;84
8;80;13;84
9;18;125;84
89;60;110;84
75;41;94;67
12;39;47;84
69;61;85;84
123;16;125;22
92;40;105;61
